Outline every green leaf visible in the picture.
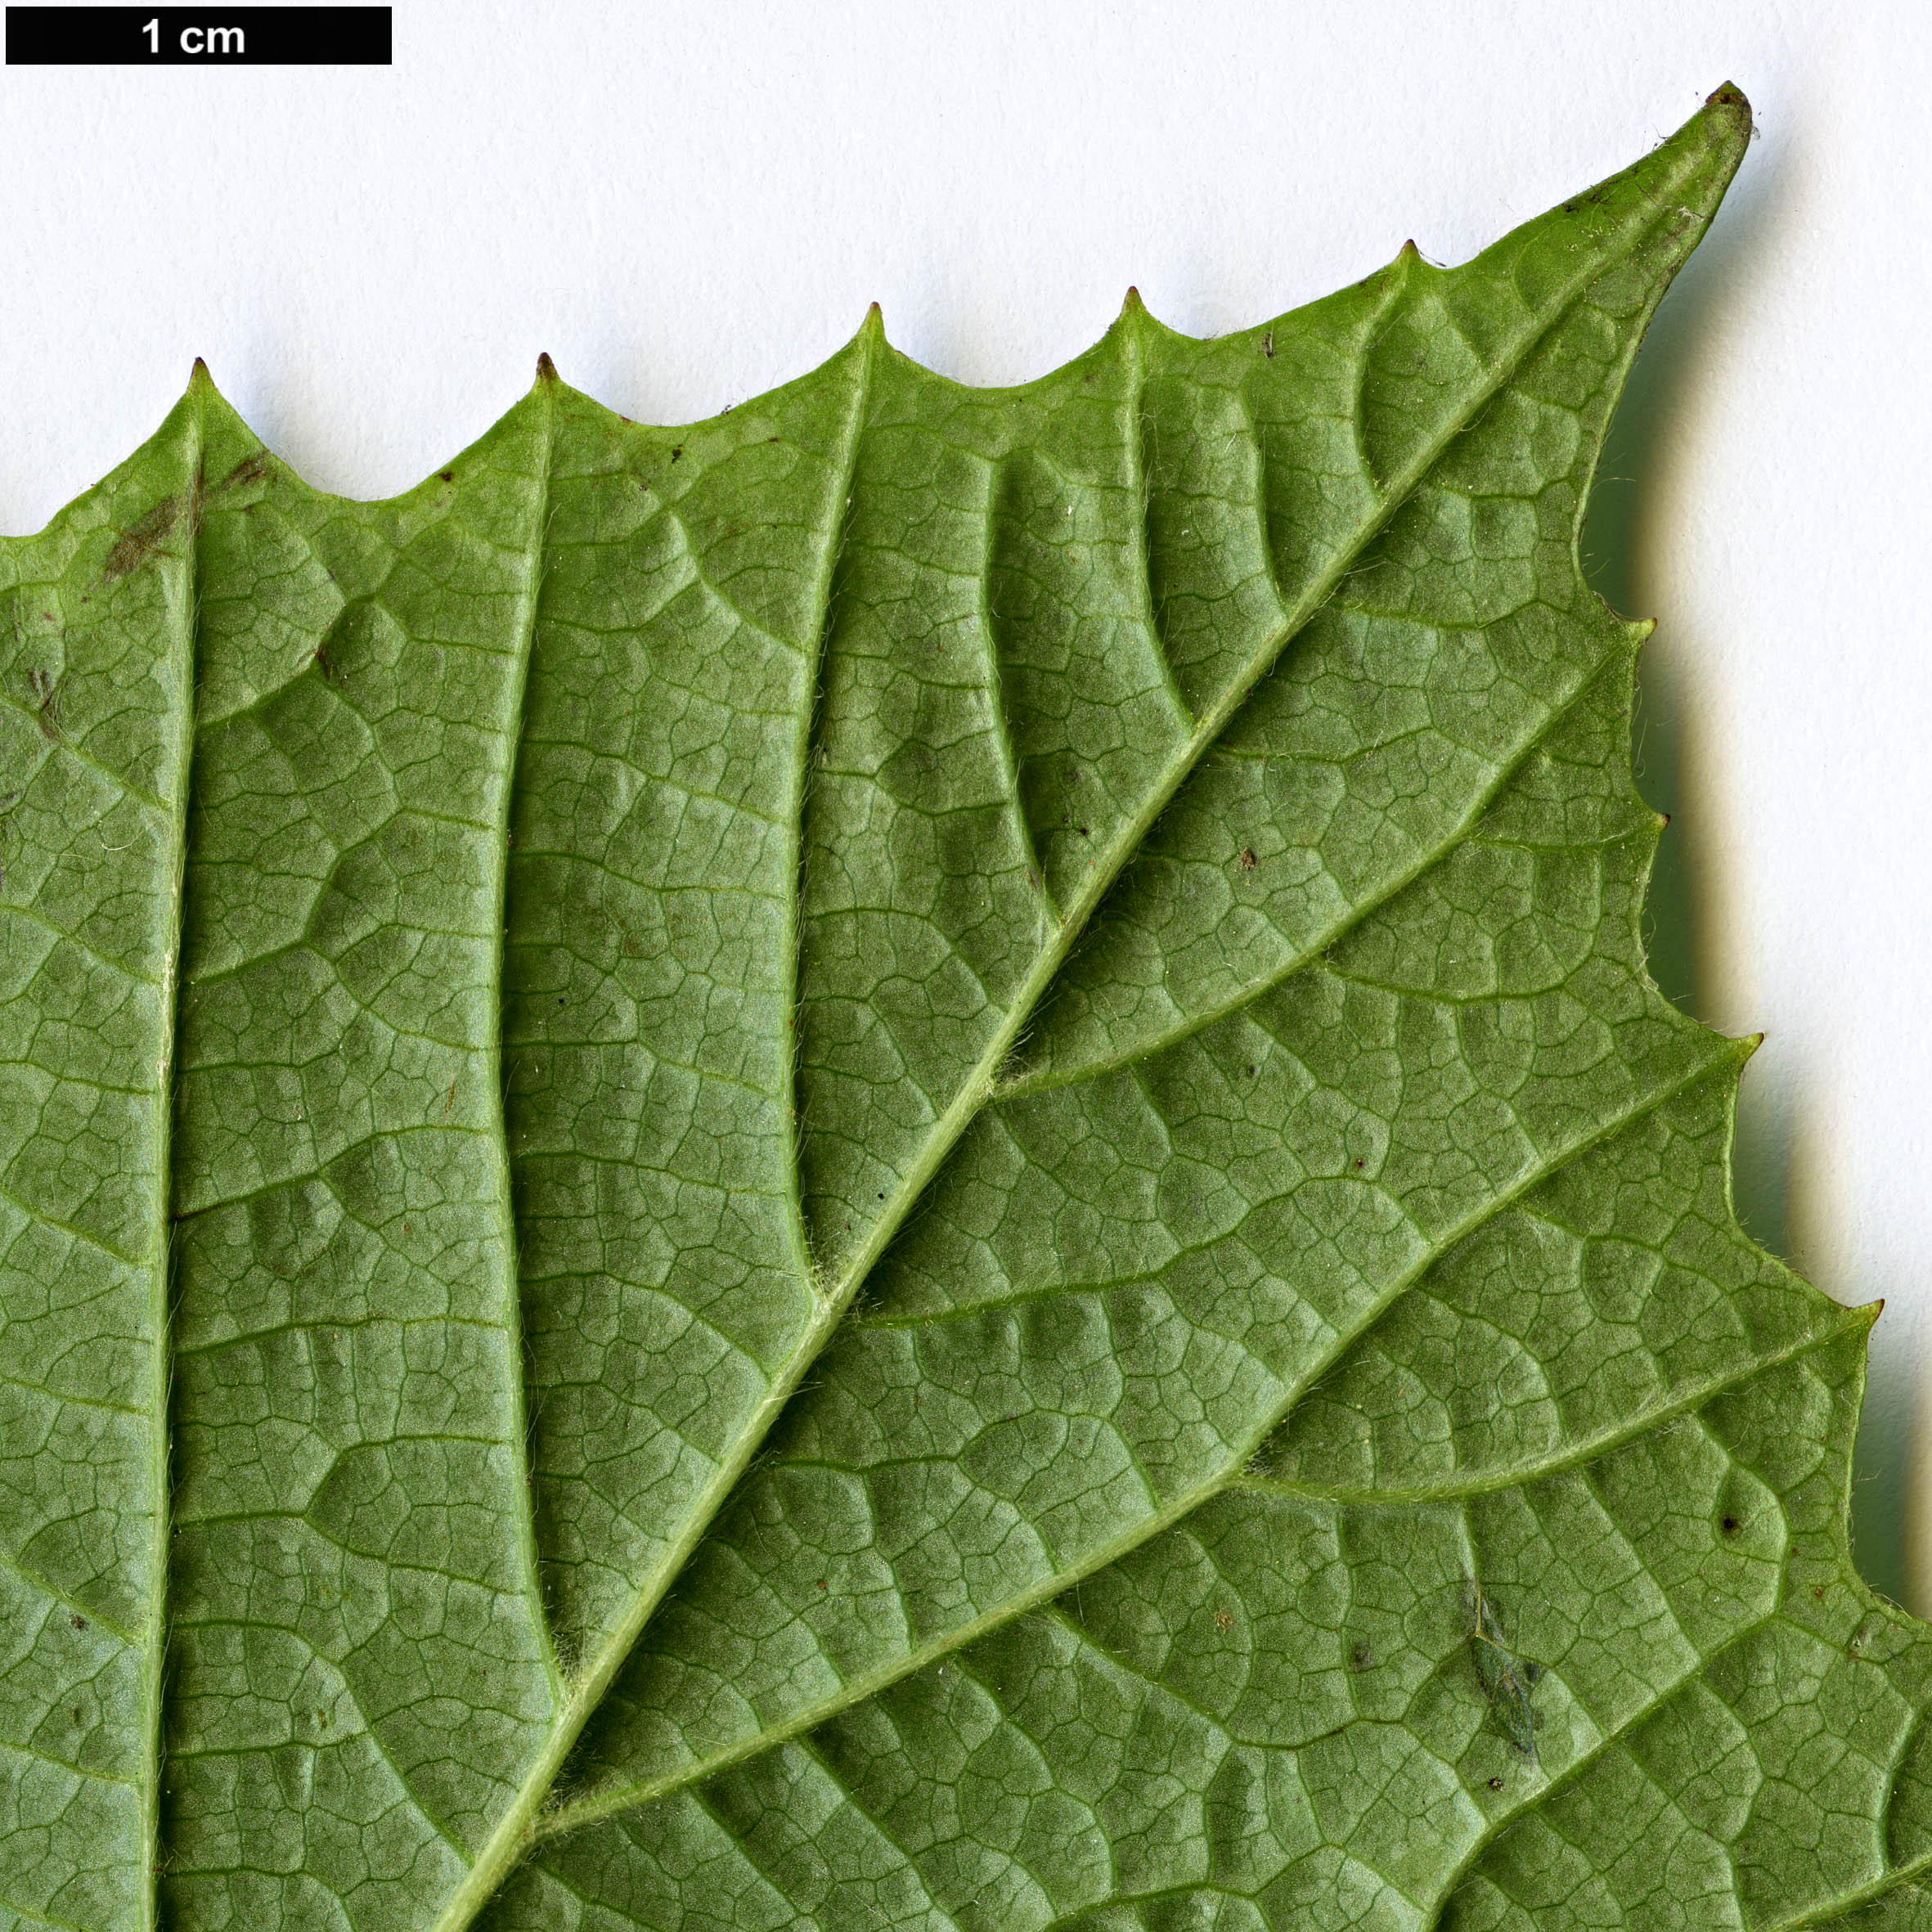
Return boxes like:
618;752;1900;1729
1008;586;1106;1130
6;83;1919;1932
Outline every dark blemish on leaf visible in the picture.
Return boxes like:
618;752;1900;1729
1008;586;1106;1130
1260;330;1275;359
671;447;683;463
1722;1516;1741;1535
104;492;187;581
313;643;339;684
1349;1640;1373;1671
439;470;455;484
1354;1157;1365;1168
218;452;270;492
1488;1776;1503;1790
70;1614;87;1630
1847;1611;1892;1664
1813;1586;1827;1599
73;1707;83;1724
1467;1579;1539;1758
1238;847;1257;872
28;667;60;741
816;1579;828;1591
1212;1608;1235;1634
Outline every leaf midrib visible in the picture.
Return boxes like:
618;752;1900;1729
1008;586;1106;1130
488;366;562;1709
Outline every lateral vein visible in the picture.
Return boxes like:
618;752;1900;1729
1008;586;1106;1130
422;330;878;1932
145;380;203;1932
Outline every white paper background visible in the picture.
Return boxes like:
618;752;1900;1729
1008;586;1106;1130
4;0;1929;1597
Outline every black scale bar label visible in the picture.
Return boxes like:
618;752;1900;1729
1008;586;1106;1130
7;6;391;64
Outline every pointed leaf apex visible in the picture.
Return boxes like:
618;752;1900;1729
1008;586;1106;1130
1683;84;1751;181
1121;285;1147;317
1671;83;1751;183
535;352;559;387
189;357;214;391
857;302;887;345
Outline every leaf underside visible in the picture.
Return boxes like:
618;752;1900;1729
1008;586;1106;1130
6;85;1927;1932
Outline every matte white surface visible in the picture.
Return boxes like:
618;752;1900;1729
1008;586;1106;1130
2;0;1929;1594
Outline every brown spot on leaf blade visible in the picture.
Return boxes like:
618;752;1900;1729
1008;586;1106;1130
1468;1581;1539;1758
104;492;187;582
28;667;60;742
217;452;271;493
